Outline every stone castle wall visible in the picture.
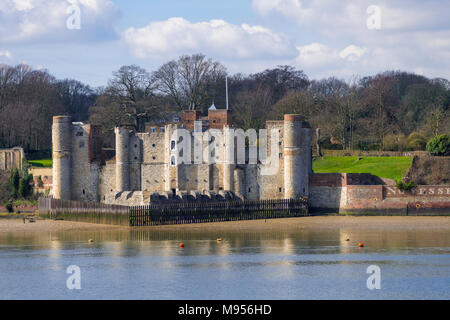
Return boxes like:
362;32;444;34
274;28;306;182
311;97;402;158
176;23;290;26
51;114;312;206
0;147;24;171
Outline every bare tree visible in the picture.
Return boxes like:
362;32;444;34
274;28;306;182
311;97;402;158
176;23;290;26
232;85;272;130
105;65;158;130
360;74;397;149
153;54;226;111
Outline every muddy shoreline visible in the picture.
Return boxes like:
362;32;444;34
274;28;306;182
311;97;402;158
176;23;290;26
0;216;449;233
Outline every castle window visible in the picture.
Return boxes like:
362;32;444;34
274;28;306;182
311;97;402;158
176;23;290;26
76;131;83;136
279;187;282;193
160;127;165;132
82;189;85;195
134;144;137;148
248;187;251;193
170;156;176;166
171;140;176;150
150;128;156;133
152;144;156;147
79;142;84;148
134;156;137;160
279;153;283;158
152;156;156;160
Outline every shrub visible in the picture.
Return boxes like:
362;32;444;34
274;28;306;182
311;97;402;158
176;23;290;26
18;173;33;198
8;169;20;199
383;133;407;151
407;132;426;151
426;134;450;156
5;201;13;213
396;179;417;192
368;143;381;151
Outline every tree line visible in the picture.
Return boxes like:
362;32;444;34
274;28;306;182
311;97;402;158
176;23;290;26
1;53;449;153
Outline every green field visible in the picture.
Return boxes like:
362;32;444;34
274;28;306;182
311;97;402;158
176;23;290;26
313;156;413;181
28;159;52;168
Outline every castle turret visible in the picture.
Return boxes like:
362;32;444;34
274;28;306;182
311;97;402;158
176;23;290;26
283;114;311;199
223;126;235;192
115;127;130;192
52;116;72;200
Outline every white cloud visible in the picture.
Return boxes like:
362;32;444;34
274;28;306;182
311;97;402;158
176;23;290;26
252;0;450;34
295;43;367;67
0;0;120;43
339;45;366;62
0;50;13;59
295;43;338;67
123;17;294;60
252;0;450;80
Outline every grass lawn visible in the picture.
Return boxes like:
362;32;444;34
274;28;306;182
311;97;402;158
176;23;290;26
28;159;52;168
313;156;413;181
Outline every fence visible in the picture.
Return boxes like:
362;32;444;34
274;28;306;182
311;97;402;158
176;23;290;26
38;197;308;226
321;150;428;157
129;198;308;226
38;197;129;226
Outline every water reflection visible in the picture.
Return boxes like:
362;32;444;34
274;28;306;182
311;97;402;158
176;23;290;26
0;226;449;299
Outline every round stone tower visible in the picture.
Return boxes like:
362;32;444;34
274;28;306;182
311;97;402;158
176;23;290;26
283;114;311;199
115;127;130;192
223;126;235;192
52;116;72;200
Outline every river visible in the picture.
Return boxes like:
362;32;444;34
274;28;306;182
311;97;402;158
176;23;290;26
0;224;449;299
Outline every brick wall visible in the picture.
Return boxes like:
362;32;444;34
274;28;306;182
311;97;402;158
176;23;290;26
208;110;232;129
309;179;450;214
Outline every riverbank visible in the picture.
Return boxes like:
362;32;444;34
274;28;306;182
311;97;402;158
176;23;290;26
0;217;123;233
0;216;448;233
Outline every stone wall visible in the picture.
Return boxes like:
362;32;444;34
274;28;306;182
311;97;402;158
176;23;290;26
31;168;53;194
98;162;115;202
309;173;450;214
0;147;24;171
71;123;100;202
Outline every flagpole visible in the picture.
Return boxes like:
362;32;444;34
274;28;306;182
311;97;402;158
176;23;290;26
226;76;229;110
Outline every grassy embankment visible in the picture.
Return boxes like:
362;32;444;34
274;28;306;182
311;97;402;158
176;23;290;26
28;159;52;168
313;156;413;181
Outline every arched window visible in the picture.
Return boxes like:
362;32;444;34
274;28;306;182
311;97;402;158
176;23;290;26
171;140;176;150
170;155;176;166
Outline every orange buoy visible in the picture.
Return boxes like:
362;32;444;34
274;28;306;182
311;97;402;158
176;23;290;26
358;243;364;248
179;243;185;248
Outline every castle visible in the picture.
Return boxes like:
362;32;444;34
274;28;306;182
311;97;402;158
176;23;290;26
51;109;312;205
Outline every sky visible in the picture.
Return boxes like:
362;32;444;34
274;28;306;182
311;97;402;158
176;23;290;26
0;0;449;87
